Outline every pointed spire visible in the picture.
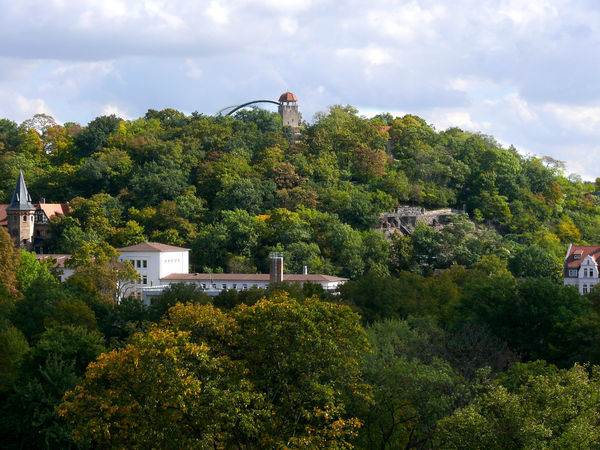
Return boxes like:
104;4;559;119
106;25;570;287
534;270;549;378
7;170;35;211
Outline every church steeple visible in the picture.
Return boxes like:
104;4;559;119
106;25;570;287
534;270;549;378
7;170;35;211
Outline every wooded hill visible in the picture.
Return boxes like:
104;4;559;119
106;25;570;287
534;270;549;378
0;106;595;277
3;106;600;448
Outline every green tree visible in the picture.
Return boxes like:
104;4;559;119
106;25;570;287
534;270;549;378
0;326;29;391
357;318;466;449
59;327;269;448
17;249;56;294
74;114;122;158
508;244;562;279
436;364;600;449
167;294;371;447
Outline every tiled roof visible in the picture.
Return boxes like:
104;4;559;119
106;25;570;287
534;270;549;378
278;92;298;102
0;204;7;226
564;245;600;270
0;203;69;226
161;273;348;282
117;242;190;252
35;254;72;268
38;203;70;218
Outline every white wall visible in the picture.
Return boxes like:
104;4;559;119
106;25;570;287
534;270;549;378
119;249;189;296
564;255;599;294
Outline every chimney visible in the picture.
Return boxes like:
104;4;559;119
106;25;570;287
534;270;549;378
269;252;284;283
302;265;308;275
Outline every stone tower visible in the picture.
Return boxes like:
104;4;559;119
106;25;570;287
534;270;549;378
278;92;299;129
6;171;36;248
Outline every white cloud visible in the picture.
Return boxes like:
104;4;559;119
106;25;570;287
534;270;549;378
367;2;445;41
484;93;538;122
449;76;498;93
185;59;203;80
245;0;318;13
496;0;559;27
101;104;129;119
336;46;392;66
0;90;53;122
543;103;600;135
427;109;491;132
205;1;229;25
279;16;299;35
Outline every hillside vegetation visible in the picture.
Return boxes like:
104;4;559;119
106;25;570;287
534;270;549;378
1;107;597;276
3;107;600;448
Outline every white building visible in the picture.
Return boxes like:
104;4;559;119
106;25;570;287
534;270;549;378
36;242;347;305
141;252;348;305
563;244;600;294
116;242;190;297
159;273;347;293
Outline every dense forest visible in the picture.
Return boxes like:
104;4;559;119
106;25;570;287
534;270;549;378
2;106;600;448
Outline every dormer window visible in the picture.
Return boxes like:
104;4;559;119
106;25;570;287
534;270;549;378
574;254;582;260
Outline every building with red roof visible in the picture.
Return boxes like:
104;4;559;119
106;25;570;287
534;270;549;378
133;249;347;305
278;91;300;129
563;244;600;294
1;171;70;252
278;92;298;102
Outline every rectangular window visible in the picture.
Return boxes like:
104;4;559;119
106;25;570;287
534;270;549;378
136;260;141;268
584;285;588;293
201;283;206;289
243;284;247;290
143;260;147;268
212;284;217;289
222;284;227;289
142;276;147;285
232;284;237;289
584;268;588;277
569;269;578;277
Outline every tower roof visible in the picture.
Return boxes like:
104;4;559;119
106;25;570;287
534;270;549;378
6;171;35;211
279;92;298;102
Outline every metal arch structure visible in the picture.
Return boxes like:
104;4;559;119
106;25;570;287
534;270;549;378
217;99;281;116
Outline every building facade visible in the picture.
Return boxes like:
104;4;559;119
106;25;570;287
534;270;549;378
563;244;600;294
140;252;347;305
278;92;300;129
116;242;191;298
30;240;346;304
0;171;69;252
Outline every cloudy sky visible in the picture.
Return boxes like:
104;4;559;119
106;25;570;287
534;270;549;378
1;0;599;177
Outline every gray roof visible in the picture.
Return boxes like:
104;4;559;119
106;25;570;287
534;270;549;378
6;171;35;211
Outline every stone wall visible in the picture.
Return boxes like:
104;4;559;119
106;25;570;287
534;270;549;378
375;206;463;236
